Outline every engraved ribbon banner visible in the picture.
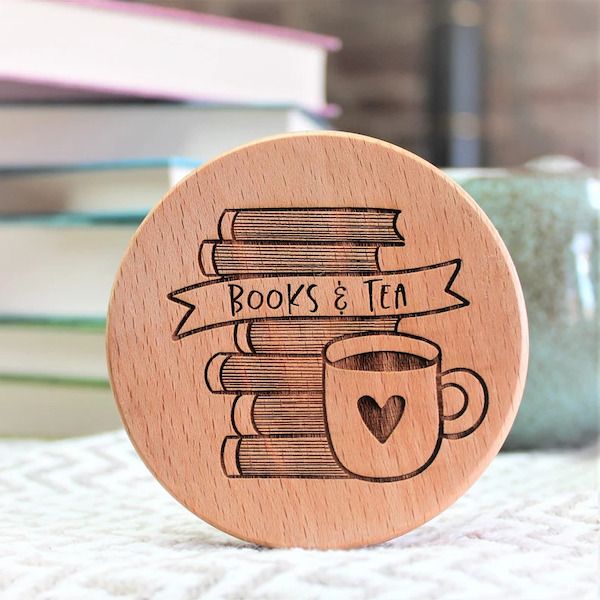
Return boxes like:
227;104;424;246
169;259;468;339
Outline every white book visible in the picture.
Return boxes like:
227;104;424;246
0;158;197;214
0;378;120;438
0;218;138;319
0;104;323;168
0;0;339;114
0;322;107;380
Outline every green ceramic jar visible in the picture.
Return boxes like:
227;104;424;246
448;161;599;449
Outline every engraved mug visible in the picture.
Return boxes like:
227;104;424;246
323;332;488;481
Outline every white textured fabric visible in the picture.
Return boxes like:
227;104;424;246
0;431;597;600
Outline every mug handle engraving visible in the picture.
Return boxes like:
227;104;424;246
441;368;489;440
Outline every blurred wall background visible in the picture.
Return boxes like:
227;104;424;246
133;0;599;167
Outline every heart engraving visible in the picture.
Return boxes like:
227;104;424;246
357;395;406;444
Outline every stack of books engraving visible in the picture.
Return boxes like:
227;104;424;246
201;209;405;478
0;0;338;437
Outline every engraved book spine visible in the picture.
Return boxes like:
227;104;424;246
199;241;405;276
218;208;403;243
221;436;349;478
233;318;399;354
231;393;326;436
205;353;322;393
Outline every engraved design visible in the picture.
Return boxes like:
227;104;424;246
357;394;406;444
168;207;488;481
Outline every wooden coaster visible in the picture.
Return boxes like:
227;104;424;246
107;132;528;549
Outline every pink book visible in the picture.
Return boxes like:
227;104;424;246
0;0;341;116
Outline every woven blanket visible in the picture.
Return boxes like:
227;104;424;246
1;431;597;600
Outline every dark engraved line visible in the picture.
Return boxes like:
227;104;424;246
440;382;469;420
217;209;236;242
233;323;256;354
202;239;406;247
249;393;260;437
223;207;401;213
219;437;230;477
442;258;470;310
204;353;231;394
238;433;327;440
220;436;242;478
441;368;489;439
230;394;243;437
210;237;218;276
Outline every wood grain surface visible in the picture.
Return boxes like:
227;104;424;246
107;132;528;549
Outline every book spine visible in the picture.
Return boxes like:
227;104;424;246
232;393;325;436
218;208;403;243
205;353;321;393
221;436;349;478
199;241;404;276
234;318;399;354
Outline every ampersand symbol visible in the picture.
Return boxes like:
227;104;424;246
334;281;348;314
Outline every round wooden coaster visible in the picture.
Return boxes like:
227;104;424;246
107;132;528;549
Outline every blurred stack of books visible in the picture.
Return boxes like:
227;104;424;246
0;0;340;437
